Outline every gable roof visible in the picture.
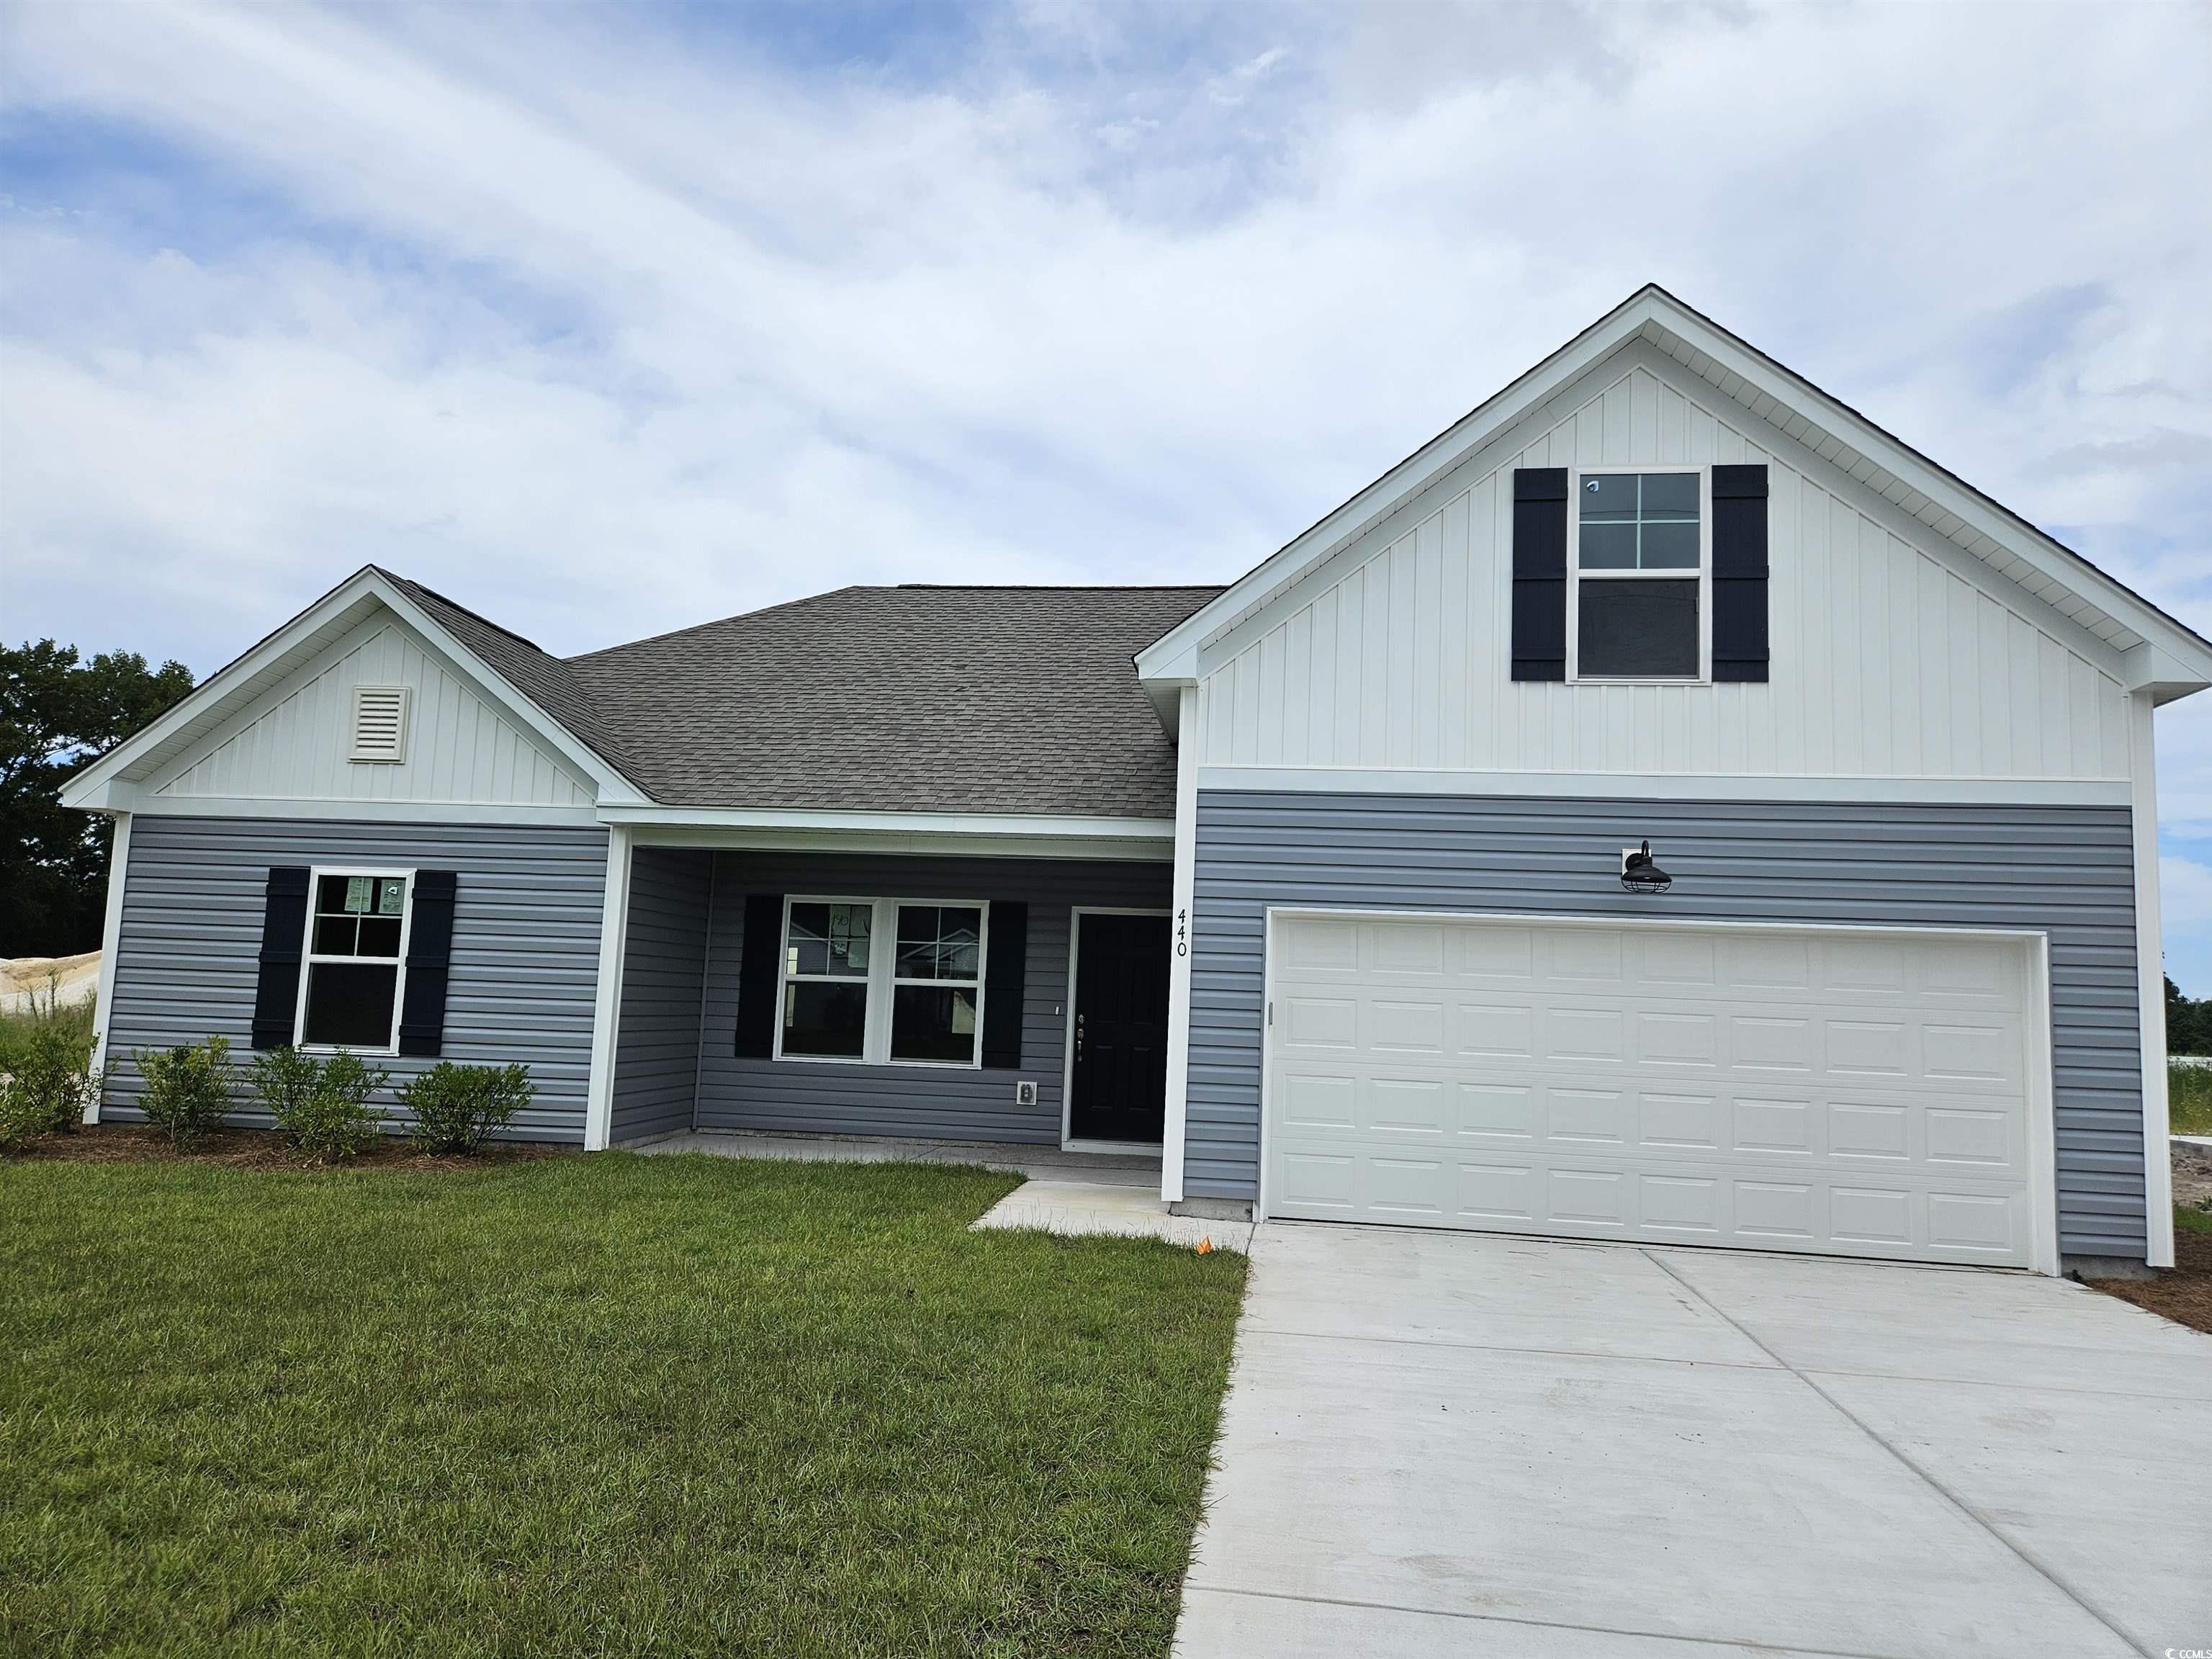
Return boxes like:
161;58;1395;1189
60;565;652;814
1135;284;2212;706
565;584;1219;815
63;570;1218;820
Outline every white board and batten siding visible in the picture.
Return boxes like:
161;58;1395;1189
1196;348;2133;788
147;613;598;814
1264;910;2054;1272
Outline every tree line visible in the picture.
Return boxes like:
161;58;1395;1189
2;641;194;957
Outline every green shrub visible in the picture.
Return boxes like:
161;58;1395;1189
397;1061;533;1154
0;979;102;1148
251;1046;390;1164
247;1044;321;1125
133;1035;236;1146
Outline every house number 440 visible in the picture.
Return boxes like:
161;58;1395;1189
1175;907;1189;958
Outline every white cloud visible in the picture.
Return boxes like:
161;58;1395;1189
1;0;2206;845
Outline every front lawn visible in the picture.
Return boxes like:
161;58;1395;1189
0;1154;1246;1658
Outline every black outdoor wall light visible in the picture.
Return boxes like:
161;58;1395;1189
1620;840;1672;895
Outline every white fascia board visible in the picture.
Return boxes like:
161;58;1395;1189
60;567;646;813
601;804;1176;861
60;575;387;808
1133;293;1666;684
2123;642;2212;706
1135;284;2212;694
1633;293;2212;680
98;787;601;827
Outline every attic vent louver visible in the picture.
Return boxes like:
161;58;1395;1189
349;685;412;763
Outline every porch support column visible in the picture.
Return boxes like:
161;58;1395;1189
584;822;635;1152
1160;683;1200;1204
85;810;132;1124
2129;691;2172;1268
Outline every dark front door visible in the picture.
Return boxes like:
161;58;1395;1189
1069;912;1169;1144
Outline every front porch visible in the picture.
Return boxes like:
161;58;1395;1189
595;840;1177;1177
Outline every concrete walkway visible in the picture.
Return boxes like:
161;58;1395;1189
1177;1223;2211;1658
629;1128;1246;1251
971;1180;1254;1252
629;1128;1160;1184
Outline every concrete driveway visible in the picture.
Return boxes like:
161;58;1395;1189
1175;1224;2210;1658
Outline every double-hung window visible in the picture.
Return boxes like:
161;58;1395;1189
297;869;413;1051
775;897;988;1068
1570;469;1707;680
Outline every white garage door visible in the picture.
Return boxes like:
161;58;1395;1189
1264;912;2051;1268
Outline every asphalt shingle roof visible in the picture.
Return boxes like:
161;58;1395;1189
388;572;1219;817
379;570;660;795
563;585;1220;816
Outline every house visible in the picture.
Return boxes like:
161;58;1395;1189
64;286;2211;1276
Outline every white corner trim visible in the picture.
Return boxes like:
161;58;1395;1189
2130;692;2174;1268
1160;685;1200;1204
84;811;132;1123
583;824;634;1152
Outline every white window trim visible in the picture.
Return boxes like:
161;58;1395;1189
771;894;991;1070
293;866;415;1055
1566;464;1711;685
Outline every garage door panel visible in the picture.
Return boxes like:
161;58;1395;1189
1640;1092;1722;1148
1267;914;2041;1267
1452;1001;1534;1058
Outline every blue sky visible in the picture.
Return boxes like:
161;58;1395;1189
3;1;2208;990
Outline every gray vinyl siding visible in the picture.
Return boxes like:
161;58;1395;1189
610;847;713;1143
104;815;608;1143
1190;790;2146;1259
696;851;1172;1143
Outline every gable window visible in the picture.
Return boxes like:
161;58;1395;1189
1571;470;1706;680
775;897;989;1068
297;869;413;1050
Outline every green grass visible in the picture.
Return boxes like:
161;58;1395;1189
2175;1202;2212;1237
0;1154;1247;1658
2170;1061;2212;1136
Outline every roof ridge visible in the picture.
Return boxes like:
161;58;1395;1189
374;567;552;655
565;582;1222;665
564;585;867;665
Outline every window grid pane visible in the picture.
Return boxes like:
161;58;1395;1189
311;875;407;960
890;984;979;1064
1580;472;1700;572
894;905;981;984
786;902;871;978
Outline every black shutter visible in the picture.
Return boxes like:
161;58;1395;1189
734;894;783;1058
250;867;313;1050
397;870;458;1057
1511;468;1569;680
1711;464;1770;683
979;902;1028;1069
